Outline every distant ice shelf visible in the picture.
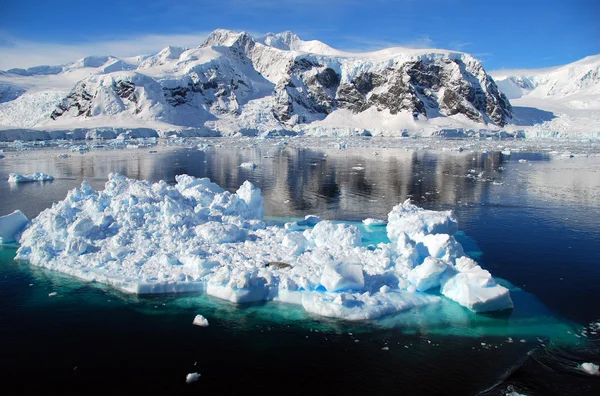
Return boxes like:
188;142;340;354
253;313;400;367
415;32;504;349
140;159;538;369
14;174;512;320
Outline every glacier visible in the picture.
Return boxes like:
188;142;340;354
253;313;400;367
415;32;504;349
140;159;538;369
13;174;512;320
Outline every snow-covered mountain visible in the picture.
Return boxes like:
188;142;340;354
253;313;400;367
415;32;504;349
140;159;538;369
0;29;514;137
490;55;600;138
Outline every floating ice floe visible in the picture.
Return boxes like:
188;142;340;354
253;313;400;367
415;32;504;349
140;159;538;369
580;362;600;376
14;174;512;320
363;218;386;226
239;162;257;169
186;372;200;383
192;314;209;327
7;172;54;183
0;210;29;244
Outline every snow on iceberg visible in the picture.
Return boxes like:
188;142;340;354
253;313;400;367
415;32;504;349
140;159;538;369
15;174;512;320
0;210;29;244
8;172;54;183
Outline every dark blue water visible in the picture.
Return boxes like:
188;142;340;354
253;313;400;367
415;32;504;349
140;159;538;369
1;140;599;395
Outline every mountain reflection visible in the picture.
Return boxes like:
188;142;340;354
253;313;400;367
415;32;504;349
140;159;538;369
2;143;599;222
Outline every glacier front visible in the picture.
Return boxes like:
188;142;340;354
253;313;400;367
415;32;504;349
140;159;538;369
14;174;512;320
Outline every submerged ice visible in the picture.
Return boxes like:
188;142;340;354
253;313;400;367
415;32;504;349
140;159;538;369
14;174;512;320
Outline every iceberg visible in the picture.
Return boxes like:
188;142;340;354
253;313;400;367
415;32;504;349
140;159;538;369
192;314;209;327
7;172;54;183
14;174;512;320
0;210;29;244
580;362;599;376
186;372;200;383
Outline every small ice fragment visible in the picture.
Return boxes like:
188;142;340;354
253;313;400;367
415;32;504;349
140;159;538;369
382;346;389;351
297;215;321;227
379;285;391;294
29;284;33;287
363;218;386;226
520;339;526;343
352;166;365;170
580;362;599;376
239;162;257;169
48;292;57;297
186;372;201;383
57;153;70;158
518;159;527;163
192;315;209;327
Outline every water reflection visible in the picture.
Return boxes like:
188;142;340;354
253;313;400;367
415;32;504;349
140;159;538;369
2;145;600;221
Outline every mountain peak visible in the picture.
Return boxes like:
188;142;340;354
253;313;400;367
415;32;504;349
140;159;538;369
201;29;254;48
259;31;302;50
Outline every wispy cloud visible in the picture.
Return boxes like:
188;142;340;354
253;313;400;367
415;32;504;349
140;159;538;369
0;32;213;70
450;41;473;51
335;35;436;52
473;52;494;59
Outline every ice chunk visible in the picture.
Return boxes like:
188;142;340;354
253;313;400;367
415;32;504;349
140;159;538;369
320;261;365;292
407;257;448;292
363;218;386;226
0;210;29;243
580;362;599;376
48;292;57;297
192;314;209;327
239;162;257;169
186;372;201;383
8;172;54;183
387;199;457;242
440;257;513;312
297;215;322;227
305;221;362;249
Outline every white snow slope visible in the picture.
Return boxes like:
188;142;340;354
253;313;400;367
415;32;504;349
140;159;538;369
0;29;515;138
490;55;600;138
1;29;597;139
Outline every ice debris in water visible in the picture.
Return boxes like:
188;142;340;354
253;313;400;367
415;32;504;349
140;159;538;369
192;314;209;327
186;372;200;383
15;174;512;321
363;218;386;226
0;210;29;244
580;362;600;376
8;172;54;183
239;162;257;169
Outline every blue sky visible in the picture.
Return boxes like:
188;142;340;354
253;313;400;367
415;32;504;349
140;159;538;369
1;0;598;71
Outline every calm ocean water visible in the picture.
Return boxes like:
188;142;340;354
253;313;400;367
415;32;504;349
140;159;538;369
1;139;599;395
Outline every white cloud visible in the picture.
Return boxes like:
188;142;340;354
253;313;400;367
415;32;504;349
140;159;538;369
335;35;436;52
0;32;213;70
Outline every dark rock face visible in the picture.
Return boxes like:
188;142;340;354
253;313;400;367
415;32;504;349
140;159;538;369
115;80;137;103
51;83;94;120
272;59;342;123
271;55;511;126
